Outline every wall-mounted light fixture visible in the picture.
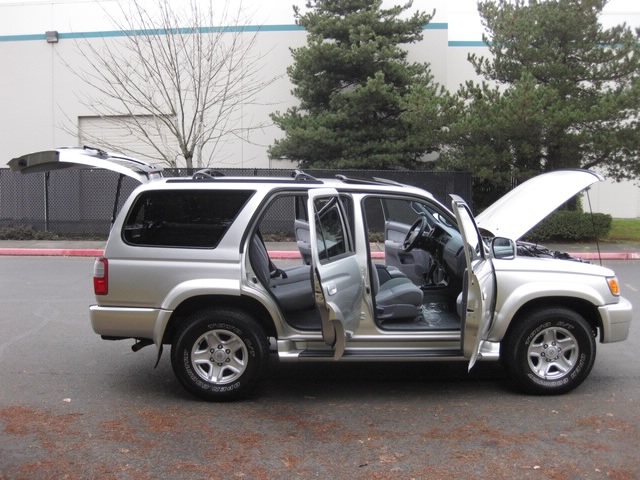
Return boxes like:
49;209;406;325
45;31;59;44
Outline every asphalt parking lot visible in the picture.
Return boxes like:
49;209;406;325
1;256;639;479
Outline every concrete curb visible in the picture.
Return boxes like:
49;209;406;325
0;248;637;260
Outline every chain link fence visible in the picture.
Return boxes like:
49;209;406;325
0;167;472;238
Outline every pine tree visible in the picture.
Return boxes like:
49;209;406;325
443;0;640;207
269;0;450;169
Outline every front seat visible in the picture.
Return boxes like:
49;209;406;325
371;263;423;322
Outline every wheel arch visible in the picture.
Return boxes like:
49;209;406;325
501;296;600;345
161;295;277;345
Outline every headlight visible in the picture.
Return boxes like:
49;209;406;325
606;277;620;296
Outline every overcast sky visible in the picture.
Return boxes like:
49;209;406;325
0;0;638;39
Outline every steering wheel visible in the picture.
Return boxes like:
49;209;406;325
402;216;431;252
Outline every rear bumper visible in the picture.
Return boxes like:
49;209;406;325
90;305;162;342
599;297;633;343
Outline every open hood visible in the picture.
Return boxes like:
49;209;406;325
475;169;603;240
8;146;163;184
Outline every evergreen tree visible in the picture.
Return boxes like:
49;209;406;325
443;0;640;207
269;0;450;169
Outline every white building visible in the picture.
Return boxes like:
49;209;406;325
0;0;638;216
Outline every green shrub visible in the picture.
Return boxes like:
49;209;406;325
0;225;60;240
523;211;612;242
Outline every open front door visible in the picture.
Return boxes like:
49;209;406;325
308;189;363;359
451;195;496;370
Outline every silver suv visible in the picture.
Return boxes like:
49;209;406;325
10;148;633;400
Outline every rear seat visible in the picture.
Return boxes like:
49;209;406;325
249;234;315;312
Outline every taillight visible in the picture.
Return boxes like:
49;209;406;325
93;257;109;295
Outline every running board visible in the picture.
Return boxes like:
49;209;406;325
277;341;500;362
298;349;463;360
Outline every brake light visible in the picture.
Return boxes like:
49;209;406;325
93;257;109;295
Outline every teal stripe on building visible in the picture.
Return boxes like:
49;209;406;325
1;22;450;42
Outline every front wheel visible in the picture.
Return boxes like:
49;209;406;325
501;307;596;395
171;308;269;401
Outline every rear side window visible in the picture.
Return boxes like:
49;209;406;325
123;189;254;248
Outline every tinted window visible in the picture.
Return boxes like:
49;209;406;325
123;190;254;248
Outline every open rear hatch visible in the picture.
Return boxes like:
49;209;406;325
8;146;164;226
8;146;163;183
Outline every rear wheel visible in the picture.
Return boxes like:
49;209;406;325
502;307;596;395
171;308;269;401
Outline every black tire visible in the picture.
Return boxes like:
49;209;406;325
170;308;269;401
501;307;596;395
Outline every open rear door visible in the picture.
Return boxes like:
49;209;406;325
451;195;496;370
308;189;363;359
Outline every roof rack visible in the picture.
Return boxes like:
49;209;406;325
335;174;406;187
293;170;318;182
192;169;225;180
372;177;405;187
335;174;379;185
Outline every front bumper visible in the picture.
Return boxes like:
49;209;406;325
599;296;633;343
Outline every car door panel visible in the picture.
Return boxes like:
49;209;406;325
384;220;430;285
451;195;496;369
294;218;312;265
308;189;363;358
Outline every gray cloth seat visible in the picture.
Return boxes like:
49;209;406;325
372;263;423;321
249;235;315;312
250;234;422;320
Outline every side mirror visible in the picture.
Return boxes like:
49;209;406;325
491;237;516;260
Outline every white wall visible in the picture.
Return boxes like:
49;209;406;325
1;0;639;216
584;178;640;218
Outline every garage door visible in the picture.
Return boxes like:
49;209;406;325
78;115;179;167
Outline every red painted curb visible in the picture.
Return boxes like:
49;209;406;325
268;251;386;259
0;248;105;257
269;250;301;259
0;249;634;260
568;252;640;260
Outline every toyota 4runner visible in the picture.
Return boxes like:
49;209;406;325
9;147;633;400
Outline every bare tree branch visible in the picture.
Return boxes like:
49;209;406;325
62;0;278;168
